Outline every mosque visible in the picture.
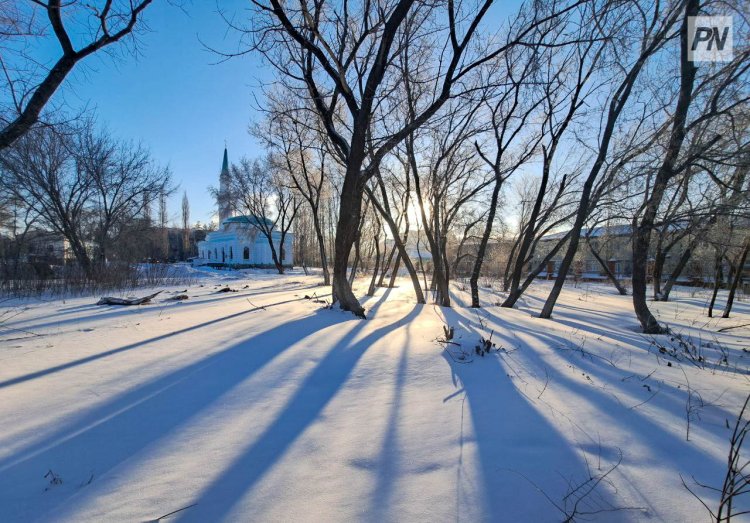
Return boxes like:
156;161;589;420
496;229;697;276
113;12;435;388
193;149;294;268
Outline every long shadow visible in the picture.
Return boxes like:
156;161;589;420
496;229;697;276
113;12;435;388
477;308;728;477
3;282;326;334
0;294;330;389
438;306;616;522
0;298;382;521
175;299;420;522
366;330;410;520
535;312;750;380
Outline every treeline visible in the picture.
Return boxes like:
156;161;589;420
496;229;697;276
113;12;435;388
0;120;212;292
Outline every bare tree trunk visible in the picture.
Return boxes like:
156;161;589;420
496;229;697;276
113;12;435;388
312;212;330;285
502;230;573;308
332;177;366;317
659;244;696;301
502;234;523;291
652;248;666;299
388;254;402;289
378;245;397;287
348;235;361;287
632;0;699;333
722;236;749;318
587;238;627;295
707;249;723;318
367;233;381;296
469;180;502;308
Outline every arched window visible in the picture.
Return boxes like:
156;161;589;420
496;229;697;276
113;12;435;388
243;246;250;260
221;248;225;262
229;246;233;259
207;250;211;260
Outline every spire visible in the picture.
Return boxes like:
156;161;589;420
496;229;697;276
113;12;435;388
218;147;232;223
221;146;229;174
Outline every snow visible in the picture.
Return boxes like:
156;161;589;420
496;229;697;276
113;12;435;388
0;271;748;522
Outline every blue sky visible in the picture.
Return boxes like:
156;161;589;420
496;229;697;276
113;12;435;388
58;1;267;225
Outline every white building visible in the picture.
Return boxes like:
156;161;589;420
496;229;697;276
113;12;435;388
193;149;294;268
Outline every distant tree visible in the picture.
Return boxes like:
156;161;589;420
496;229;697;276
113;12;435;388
181;191;190;258
0;125;94;273
231;157;301;274
0;0;156;150
77;126;172;264
0;123;171;273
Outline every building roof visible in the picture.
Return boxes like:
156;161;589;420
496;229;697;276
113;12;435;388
542;224;634;241
542;222;695;241
223;215;274;228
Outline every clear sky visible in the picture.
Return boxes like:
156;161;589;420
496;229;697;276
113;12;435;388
57;1;268;226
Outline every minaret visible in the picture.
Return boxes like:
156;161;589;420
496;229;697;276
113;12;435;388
218;147;232;223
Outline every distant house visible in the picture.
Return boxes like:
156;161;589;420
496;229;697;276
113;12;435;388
193;148;293;269
535;224;703;283
25;230;72;265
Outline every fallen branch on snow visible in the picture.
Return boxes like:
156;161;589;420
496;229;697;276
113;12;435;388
96;291;162;306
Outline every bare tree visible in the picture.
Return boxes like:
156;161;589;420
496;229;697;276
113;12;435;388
0;1;156;150
630;1;749;332
78;127;172;264
501;13;606;307
257;95;332;284
406;103;490;307
0;125;94;273
231;157;301;274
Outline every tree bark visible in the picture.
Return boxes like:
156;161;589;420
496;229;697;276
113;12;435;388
312;212;330;285
631;0;699;333
722;236;749;318
707;249;723;318
469;179;502;308
332;176;366;317
659;244;695;301
367;232;381;296
652;248;666;299
378;245;398;287
587;238;627;295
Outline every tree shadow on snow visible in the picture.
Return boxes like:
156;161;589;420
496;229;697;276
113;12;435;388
456;305;730;520
438;305;631;522
0;293;388;521
174;296;421;522
0;293;332;390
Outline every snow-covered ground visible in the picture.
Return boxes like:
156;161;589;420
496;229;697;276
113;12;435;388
0;267;748;522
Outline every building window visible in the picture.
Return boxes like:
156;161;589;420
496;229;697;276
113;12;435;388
222;248;225;262
243;246;250;260
229;246;233;259
207;250;211;260
214;248;217;259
